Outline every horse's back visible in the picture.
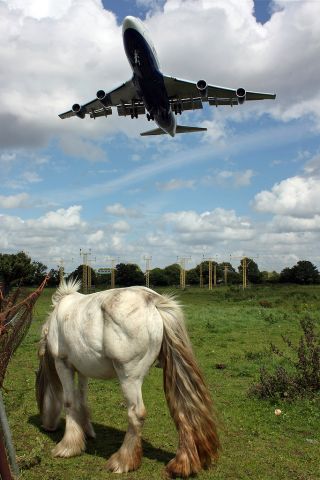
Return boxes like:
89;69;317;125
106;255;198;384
47;286;163;379
100;287;163;366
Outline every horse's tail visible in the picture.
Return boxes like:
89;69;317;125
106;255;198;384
155;294;220;478
36;321;63;429
52;278;81;306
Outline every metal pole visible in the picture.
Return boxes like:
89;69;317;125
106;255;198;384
199;262;203;288
224;264;228;285
0;391;19;477
208;261;212;291
213;263;217;287
111;259;116;289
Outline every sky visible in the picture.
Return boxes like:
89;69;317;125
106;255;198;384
1;0;320;275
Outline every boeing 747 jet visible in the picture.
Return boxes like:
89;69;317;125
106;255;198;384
59;16;276;137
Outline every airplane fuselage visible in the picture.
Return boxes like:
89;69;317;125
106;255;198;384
122;17;176;137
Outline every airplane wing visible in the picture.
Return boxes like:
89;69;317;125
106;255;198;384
163;75;276;109
59;78;141;119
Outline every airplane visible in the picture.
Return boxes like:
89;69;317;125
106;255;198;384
59;15;276;137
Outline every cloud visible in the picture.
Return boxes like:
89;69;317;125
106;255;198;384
156;178;195;191
87;229;104;243
0;0;320;152
105;202;141;217
162;208;254;242
0;193;29;208
204;169;255;187
112;220;130;233
29;205;86;229
253;175;320;217
0;205;86;260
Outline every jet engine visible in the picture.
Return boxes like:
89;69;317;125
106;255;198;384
236;87;246;104
197;79;208;98
72;104;86;119
96;90;110;107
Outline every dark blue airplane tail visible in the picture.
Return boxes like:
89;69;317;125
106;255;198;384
140;125;207;136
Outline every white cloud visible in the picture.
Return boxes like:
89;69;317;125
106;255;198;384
204;169;254;188
87;229;104;243
0;192;29;208
156;178;195;191
162;208;254;242
253;175;320;217
270;214;320;233
112;220;130;233
105;203;141;217
29;205;86;229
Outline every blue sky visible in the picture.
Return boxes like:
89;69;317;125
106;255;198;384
1;0;320;274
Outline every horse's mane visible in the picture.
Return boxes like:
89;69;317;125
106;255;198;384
52;278;81;306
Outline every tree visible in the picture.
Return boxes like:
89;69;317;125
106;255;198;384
47;268;61;287
115;263;145;287
279;267;294;283
186;268;199;285
150;268;169;286
281;260;320;285
163;264;180;286
26;261;48;286
0;251;39;294
68;264;97;286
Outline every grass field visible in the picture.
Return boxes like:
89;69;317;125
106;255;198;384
2;284;320;479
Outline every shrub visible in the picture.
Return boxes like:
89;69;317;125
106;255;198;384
249;316;320;400
259;299;272;308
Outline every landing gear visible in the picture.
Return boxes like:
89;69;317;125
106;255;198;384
130;109;139;119
173;103;182;115
146;113;154;121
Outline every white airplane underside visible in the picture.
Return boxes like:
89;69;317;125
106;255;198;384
59;16;276;137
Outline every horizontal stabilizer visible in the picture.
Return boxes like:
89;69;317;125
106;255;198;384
176;125;207;134
140;125;207;136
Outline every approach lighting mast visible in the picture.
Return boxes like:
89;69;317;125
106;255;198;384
58;259;64;283
144;256;152;288
80;249;92;294
177;257;191;289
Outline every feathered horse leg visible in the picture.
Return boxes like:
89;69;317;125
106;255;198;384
106;367;146;473
52;359;86;458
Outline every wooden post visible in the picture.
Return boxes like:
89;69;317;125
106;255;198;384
0;433;13;480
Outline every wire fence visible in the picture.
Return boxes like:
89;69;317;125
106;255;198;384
0;275;49;479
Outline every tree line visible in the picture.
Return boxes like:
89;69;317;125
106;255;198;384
1;252;320;293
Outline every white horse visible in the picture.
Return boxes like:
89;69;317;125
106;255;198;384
36;280;220;477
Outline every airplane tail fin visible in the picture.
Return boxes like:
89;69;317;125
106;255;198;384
140;125;207;136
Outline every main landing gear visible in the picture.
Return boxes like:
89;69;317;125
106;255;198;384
146;113;154;121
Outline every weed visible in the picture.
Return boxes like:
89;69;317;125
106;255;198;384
250;315;320;400
259;299;273;308
263;312;278;324
245;351;265;361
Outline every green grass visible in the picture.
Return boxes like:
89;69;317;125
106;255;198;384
2;285;320;479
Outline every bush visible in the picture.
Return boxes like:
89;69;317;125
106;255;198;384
249;316;320;400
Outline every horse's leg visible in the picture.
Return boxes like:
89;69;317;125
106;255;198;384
106;372;146;473
52;359;86;458
78;373;95;439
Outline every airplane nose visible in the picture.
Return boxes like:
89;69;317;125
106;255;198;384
122;16;138;33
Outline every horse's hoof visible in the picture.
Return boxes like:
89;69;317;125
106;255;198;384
42;424;58;432
106;448;142;473
52;440;85;458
